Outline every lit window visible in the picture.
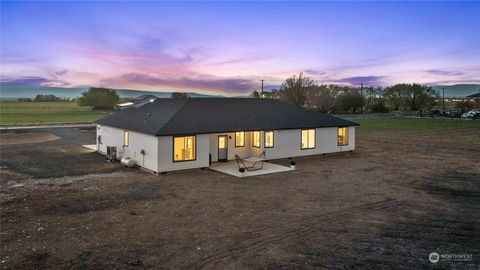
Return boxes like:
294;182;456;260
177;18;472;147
123;131;129;146
252;131;261;148
338;127;349;146
235;132;245;147
219;136;226;149
264;131;274;148
301;129;315;149
173;136;196;161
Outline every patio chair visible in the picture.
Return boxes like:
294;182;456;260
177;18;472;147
235;150;266;171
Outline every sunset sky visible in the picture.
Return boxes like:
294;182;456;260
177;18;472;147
1;1;479;96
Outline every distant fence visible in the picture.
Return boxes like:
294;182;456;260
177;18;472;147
334;111;478;120
333;113;398;119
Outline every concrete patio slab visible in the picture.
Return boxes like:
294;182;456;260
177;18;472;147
209;161;295;178
82;144;97;151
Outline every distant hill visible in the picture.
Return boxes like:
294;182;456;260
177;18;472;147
2;82;478;99
431;84;480;98
115;89;221;99
0;84;86;99
0;84;222;99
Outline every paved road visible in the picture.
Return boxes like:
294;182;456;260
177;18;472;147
0;123;95;131
0;125;122;178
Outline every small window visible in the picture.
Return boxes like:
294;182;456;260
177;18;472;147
264;131;274;148
252;131;261;148
338;127;349;146
173;136;196;161
301;129;315;149
123;131;129;146
235;132;245;147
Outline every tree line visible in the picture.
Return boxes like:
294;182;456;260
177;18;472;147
18;95;65;102
23;77;443;113
251;73;440;114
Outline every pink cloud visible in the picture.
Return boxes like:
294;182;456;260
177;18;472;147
332;76;385;86
55;69;69;76
426;69;463;76
0;75;70;87
100;72;257;94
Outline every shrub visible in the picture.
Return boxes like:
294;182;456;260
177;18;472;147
370;102;390;113
78;87;119;110
34;95;61;102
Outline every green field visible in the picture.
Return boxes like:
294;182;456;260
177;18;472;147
0;101;108;125
353;117;480;146
353;117;479;131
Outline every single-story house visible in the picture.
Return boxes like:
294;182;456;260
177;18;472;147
94;98;359;173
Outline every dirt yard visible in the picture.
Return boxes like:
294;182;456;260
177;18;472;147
0;132;60;146
0;120;479;269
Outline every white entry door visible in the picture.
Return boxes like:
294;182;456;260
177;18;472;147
218;135;228;161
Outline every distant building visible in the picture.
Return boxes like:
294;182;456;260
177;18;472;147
436;91;480;103
134;95;158;102
116;95;158;110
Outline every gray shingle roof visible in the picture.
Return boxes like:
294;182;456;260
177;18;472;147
95;98;359;136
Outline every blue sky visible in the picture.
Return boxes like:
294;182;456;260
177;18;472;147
1;1;479;95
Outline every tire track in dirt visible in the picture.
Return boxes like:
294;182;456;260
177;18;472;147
359;139;480;154
197;198;403;269
360;127;480;138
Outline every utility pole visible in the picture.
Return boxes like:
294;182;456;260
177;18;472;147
260;80;264;98
360;83;364;114
442;88;445;110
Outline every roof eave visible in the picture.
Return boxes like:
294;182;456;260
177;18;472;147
155;123;359;136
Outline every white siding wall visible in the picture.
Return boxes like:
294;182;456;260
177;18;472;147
96;125;159;172
207;127;355;161
263;126;356;160
157;134;210;172
349;126;356;151
98;125;356;173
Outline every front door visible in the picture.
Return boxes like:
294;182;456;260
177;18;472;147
218;135;228;161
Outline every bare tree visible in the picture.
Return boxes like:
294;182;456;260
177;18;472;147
383;85;404;111
383;83;438;113
249;90;260;98
307;85;336;113
336;90;365;114
279;73;314;107
250;89;281;99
